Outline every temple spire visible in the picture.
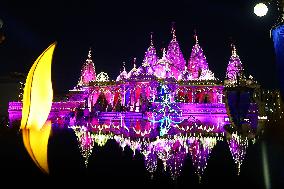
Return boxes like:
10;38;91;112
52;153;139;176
142;33;158;67
167;22;186;74
226;43;245;81
188;34;210;80
77;48;96;86
171;22;177;42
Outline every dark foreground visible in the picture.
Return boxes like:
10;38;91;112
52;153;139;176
0;119;284;189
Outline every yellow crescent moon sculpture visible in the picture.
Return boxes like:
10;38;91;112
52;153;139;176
20;42;56;174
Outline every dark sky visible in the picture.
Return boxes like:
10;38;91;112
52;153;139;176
0;0;280;93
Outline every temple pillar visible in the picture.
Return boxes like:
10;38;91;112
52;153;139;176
192;88;195;103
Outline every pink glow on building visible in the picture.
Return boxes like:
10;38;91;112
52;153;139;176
226;44;244;81
78;48;96;86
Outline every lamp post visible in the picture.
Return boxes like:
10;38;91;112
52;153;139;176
254;3;283;189
254;0;284;101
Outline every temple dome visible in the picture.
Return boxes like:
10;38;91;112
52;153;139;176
153;52;173;79
116;62;128;81
116;70;128;81
152;49;180;80
136;65;154;76
96;72;109;82
127;59;139;78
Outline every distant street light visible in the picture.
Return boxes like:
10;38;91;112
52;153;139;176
254;3;269;17
254;0;284;24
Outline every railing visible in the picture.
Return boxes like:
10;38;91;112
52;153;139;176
8;101;85;111
177;102;226;108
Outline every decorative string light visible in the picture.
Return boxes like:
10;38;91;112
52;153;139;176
166;139;187;180
144;150;158;178
93;133;112;147
149;84;184;136
70;126;95;167
187;136;218;182
227;133;249;175
96;72;110;82
113;134;221;181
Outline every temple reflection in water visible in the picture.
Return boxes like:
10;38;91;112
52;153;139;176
8;25;283;180
69;125;245;180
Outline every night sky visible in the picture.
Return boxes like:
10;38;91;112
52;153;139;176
0;0;280;94
1;1;284;187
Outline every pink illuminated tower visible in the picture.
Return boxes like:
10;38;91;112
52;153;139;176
187;32;209;79
166;23;186;74
225;44;244;81
142;32;158;69
78;48;96;86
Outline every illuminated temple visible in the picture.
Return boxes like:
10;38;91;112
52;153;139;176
9;26;269;180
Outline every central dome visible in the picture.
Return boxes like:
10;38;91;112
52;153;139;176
152;50;181;80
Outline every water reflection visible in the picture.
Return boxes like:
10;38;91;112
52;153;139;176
227;133;249;175
188;136;218;181
71;126;95;167
69;125;253;180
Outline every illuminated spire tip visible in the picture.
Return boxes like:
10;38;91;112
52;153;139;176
150;32;154;46
88;47;92;59
162;48;166;58
171;22;176;41
123;61;126;72
231;43;237;57
194;29;199;44
133;57;137;69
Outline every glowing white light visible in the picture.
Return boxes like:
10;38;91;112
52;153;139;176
258;116;268;120
254;3;268;17
96;72;109;82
